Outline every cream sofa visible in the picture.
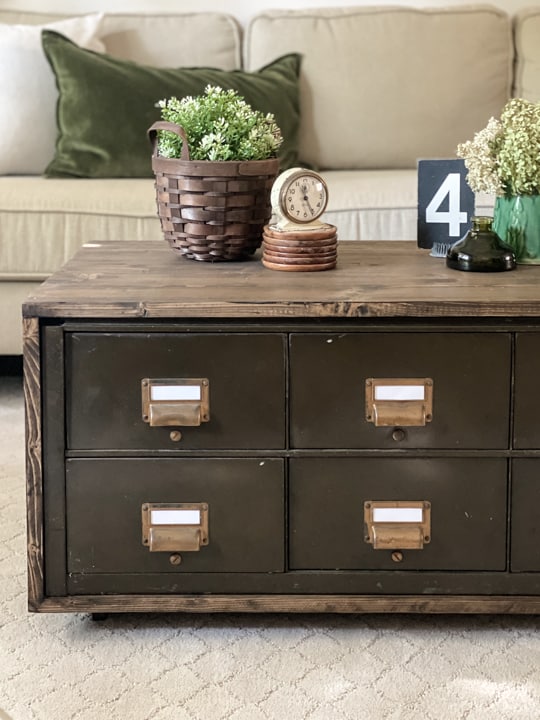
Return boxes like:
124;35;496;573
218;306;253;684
1;5;539;354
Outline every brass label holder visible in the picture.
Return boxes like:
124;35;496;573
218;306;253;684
142;502;209;553
364;501;431;550
365;378;433;427
142;378;210;427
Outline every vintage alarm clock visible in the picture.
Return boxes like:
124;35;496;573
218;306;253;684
263;168;337;271
270;167;330;231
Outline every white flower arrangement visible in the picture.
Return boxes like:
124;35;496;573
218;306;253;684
457;98;540;197
156;85;283;162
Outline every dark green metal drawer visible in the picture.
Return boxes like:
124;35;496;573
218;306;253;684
66;458;284;575
290;332;511;449
289;457;507;571
514;334;540;449
65;332;286;450
511;459;540;571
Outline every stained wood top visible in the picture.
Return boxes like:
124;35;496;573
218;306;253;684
22;240;540;319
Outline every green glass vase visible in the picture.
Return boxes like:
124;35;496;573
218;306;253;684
446;216;516;272
492;195;540;264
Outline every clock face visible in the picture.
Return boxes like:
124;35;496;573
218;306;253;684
280;171;328;223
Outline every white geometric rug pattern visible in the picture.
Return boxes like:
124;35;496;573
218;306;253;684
1;376;540;720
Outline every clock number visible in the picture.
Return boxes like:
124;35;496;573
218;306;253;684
425;172;467;238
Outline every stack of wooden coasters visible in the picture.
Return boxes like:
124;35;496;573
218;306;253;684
261;224;338;272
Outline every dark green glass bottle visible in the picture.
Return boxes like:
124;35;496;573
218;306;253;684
446;216;516;272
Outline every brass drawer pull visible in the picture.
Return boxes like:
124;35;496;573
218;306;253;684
142;503;209;553
365;378;433;427
364;501;431;550
141;378;210;427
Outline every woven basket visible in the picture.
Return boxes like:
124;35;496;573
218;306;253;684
148;121;279;261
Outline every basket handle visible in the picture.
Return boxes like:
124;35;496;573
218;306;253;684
147;121;190;161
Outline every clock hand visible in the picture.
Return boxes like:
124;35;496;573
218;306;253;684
299;184;316;214
304;197;315;214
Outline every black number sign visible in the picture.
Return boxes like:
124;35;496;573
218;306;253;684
417;159;474;252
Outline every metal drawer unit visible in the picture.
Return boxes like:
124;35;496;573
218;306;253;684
290;332;511;449
289;457;507;571
66;458;285;586
66;332;286;450
514;333;540;449
23;240;540;615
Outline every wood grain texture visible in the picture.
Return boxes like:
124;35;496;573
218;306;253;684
21;241;540;319
23;317;44;610
33;594;540;615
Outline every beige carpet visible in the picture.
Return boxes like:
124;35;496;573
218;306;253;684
2;375;540;720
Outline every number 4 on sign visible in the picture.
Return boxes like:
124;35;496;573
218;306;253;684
426;173;467;237
417;159;474;251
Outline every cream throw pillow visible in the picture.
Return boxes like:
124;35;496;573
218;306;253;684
0;14;104;175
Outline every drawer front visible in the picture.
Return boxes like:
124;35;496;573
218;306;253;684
290;332;510;449
66;458;284;574
289;458;507;571
66;332;285;450
514;334;540;448
511;459;540;571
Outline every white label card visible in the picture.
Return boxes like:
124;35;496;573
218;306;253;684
372;508;423;523
150;385;201;401
150;509;201;525
374;385;425;401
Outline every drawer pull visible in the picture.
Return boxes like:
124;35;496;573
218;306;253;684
142;503;209;553
364;501;431;550
365;378;433;427
141;378;210;427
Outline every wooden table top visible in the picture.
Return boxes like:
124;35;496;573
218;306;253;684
22;240;540;319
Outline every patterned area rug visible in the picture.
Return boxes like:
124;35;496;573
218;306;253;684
2;375;540;720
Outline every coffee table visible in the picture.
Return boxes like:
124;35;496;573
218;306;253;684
23;240;540;614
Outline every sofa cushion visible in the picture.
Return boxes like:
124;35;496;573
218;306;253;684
0;10;242;69
99;14;242;69
320;169;494;243
0;176;162;277
513;9;540;101
42;30;301;178
0;172;417;280
0;14;105;175
0;171;495;280
245;6;513;170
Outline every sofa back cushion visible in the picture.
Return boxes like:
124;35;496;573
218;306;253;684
245;6;512;170
0;10;242;176
100;14;241;69
513;9;540;102
0;10;242;68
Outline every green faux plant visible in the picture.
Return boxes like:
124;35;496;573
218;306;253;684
156;85;283;162
457;98;540;197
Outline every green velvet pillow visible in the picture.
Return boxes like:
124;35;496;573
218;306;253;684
41;30;301;178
